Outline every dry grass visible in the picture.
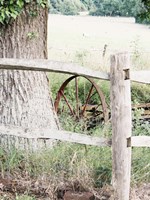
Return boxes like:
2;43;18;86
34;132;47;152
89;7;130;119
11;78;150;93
48;14;150;71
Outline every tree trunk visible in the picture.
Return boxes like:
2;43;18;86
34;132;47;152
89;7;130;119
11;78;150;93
0;4;59;150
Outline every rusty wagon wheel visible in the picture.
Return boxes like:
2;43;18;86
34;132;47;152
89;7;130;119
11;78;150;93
54;75;109;129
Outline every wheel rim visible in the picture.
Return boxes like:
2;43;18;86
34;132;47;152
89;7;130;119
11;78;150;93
54;75;109;128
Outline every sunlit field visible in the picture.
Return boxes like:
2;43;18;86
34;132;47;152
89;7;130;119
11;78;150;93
48;14;150;71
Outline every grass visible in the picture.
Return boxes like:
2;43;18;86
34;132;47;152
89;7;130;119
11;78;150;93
0;118;149;199
132;147;150;184
0;194;36;200
131;83;150;103
0;136;112;198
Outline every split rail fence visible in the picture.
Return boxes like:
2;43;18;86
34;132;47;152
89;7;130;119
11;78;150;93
0;52;150;200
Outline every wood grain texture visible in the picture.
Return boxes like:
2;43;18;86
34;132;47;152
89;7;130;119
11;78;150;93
131;71;150;84
0;58;109;80
0;125;111;148
110;52;132;200
0;59;149;84
0;8;60;150
128;136;150;147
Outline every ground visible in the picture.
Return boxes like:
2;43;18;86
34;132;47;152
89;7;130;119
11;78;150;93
0;176;150;199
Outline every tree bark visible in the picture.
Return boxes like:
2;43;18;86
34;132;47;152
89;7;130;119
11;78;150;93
0;4;59;150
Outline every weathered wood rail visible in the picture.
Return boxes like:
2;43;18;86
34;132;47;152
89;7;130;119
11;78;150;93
0;125;111;147
0;54;150;200
0;58;150;84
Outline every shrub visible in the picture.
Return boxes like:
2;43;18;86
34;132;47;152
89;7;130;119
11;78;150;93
60;0;79;15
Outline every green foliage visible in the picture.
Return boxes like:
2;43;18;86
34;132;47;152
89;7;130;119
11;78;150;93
0;194;35;200
131;83;150;103
15;195;35;200
90;0;121;16
118;0;143;17
80;0;95;10
75;50;88;66
132;106;150;136
0;148;25;175
90;0;143;17
94;165;111;187
0;141;112;189
136;0;150;24
49;0;150;23
0;0;48;25
132;147;150;183
49;0;63;13
27;31;38;40
49;0;87;15
60;0;79;15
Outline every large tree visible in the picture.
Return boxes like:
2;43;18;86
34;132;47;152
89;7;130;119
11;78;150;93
0;0;59;149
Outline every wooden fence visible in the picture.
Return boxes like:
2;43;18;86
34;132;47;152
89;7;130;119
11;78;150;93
0;52;150;200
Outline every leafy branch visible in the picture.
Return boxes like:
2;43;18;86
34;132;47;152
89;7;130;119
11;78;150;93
0;0;48;25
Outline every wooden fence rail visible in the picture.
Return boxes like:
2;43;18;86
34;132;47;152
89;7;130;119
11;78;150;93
130;71;150;84
0;54;150;200
0;58;109;80
0;58;150;84
128;136;150;147
1;126;150;148
0;125;111;147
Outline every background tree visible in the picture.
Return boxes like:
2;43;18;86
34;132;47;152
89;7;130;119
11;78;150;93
90;0;143;17
59;0;80;15
136;0;150;23
49;0;150;24
0;0;59;148
50;0;86;15
80;0;95;10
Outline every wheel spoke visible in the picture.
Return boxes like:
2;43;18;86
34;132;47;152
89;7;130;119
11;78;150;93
95;103;102;111
75;77;79;118
81;84;94;116
60;91;75;117
90;91;97;99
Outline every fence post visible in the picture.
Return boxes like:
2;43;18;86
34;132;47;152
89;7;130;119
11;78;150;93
110;52;132;200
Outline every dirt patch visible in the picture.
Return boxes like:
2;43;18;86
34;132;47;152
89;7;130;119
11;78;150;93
0;176;150;199
130;184;150;200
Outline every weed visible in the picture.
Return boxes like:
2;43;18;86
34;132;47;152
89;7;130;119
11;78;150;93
75;50;88;66
0;194;9;200
132;147;150;184
15;195;35;200
131;83;150;103
130;36;141;61
27;32;38;40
